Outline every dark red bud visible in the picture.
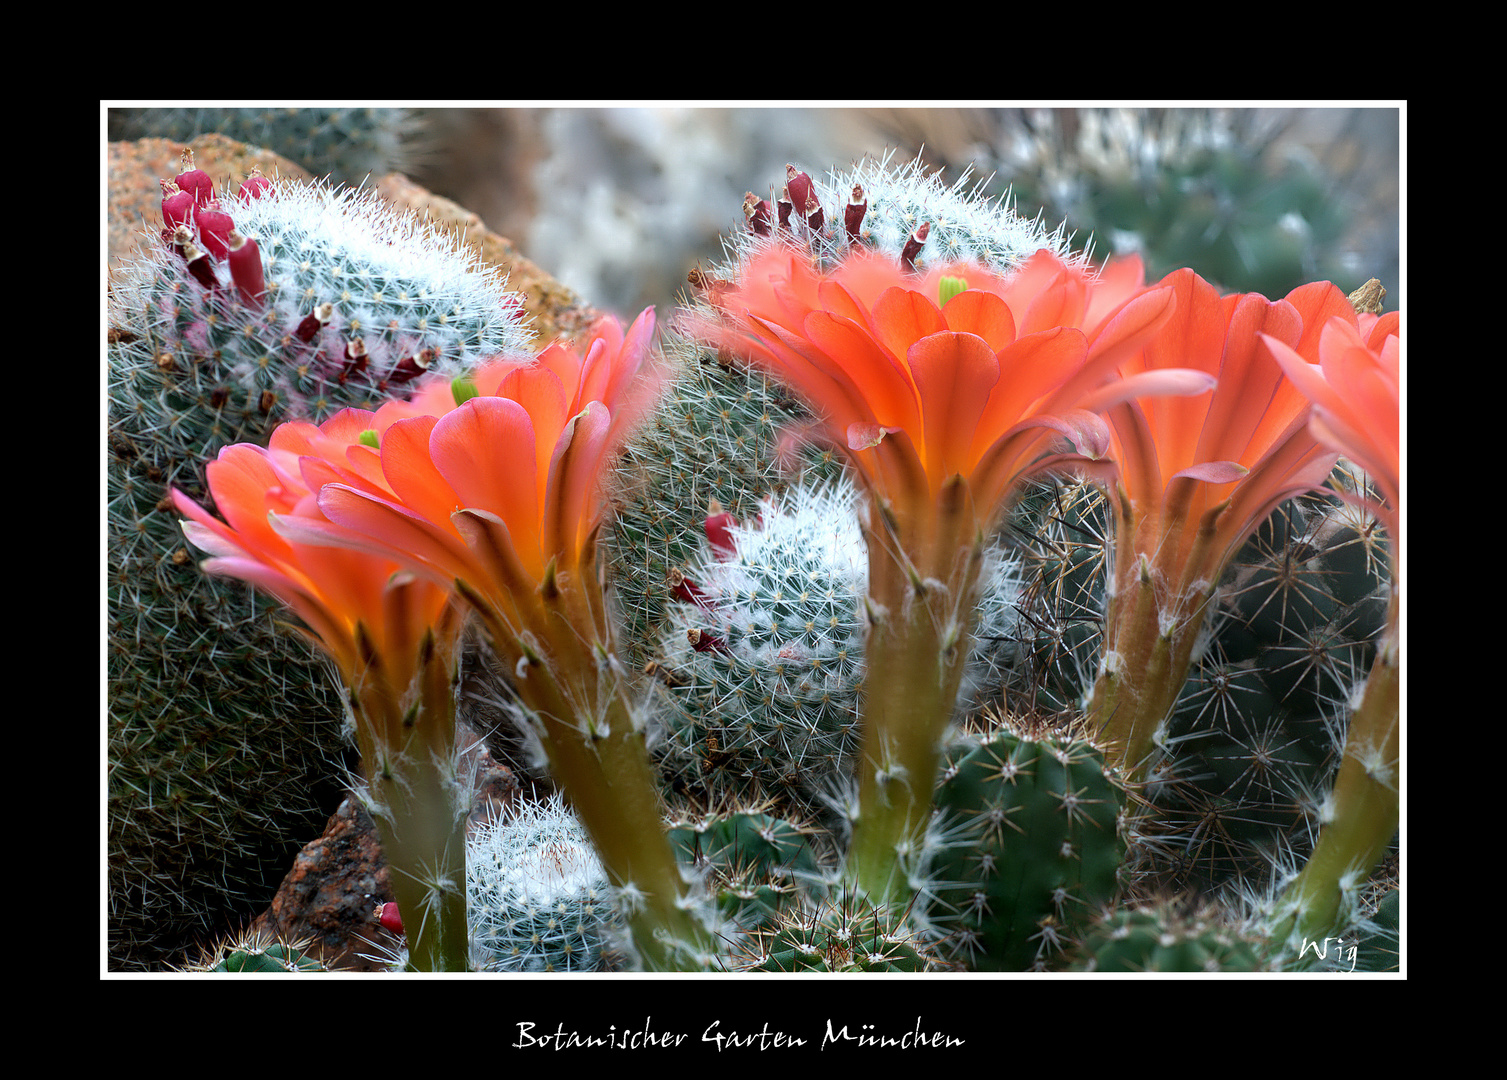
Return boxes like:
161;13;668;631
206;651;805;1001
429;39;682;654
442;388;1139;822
178;234;217;290
704;504;737;560
377;901;404;935
295;302;334;343
239;166;273;201
339;337;369;383
175;148;215;208
900;221;931;272
776;188;794;231
845;184;867;246
226;231;266;309
389;347;435;384
784;165;815;214
671;575;709;607
195;203;235;261
687;628;727;654
170;225;195;260
160;179;195;233
743;192;772;236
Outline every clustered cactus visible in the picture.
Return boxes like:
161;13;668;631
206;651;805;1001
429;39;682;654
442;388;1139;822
106;148;529;969
108;121;1399;975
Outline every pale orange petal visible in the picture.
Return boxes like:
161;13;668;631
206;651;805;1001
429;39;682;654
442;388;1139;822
906;330;1000;481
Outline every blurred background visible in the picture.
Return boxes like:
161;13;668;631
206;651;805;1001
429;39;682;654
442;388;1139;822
109;104;1402;321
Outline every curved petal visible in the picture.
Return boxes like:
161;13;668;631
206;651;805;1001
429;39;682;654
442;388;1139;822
867;286;947;364
906;330;1000;481
498;364;569;487
314;484;480;590
544;401;612;565
1076;367;1218;414
429;397;540;556
378;415;460;531
1171;460;1250;484
803;309;920;432
941;287;1017;353
970;326;1088;465
1194;293;1302;467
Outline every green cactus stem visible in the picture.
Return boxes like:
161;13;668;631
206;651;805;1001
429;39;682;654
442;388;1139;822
843;475;988;909
1267;584;1398;955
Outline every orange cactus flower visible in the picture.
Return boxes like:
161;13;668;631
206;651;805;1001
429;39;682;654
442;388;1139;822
290;309;662;641
1086;268;1366;775
1261;309;1401;553
172;413;457;689
264;310;713;968
690;245;1201;531
688;246;1213;904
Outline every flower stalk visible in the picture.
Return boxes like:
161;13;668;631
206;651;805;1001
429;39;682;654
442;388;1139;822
1267;585;1398;954
347;604;471;973
845;475;987;904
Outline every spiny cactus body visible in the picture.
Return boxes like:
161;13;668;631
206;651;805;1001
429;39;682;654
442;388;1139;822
655;476;1029;818
739;887;953;972
1143;466;1393;895
926;727;1125;971
1069;897;1272;972
667;807;824;932
467;794;622;972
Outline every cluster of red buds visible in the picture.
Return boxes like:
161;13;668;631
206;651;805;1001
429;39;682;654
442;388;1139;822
742;164;873;251
160;151;272;307
157;149;435;390
738;164;932;274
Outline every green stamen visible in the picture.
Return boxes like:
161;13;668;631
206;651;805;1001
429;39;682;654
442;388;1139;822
451;377;479;407
358;429;380;448
938;275;969;307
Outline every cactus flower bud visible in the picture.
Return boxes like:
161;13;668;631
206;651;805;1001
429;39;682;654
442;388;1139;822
226;230;266;309
295;302;334;343
900;221;931;272
238;165;273;201
686;628;726;654
389;347;435;384
160;179;195;233
784;165;815;215
340;338;369;382
175;148;215;208
777;188;794;231
785;165;824;232
669;568;711;609
845;184;867;246
743;192;772;236
176;231;217;291
195;203;235;261
377;901;405;935
704;501;737;560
